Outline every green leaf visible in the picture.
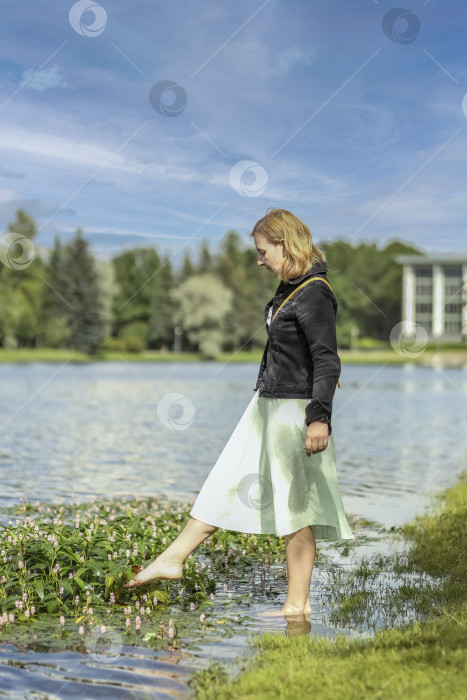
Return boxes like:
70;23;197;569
150;589;171;604
47;599;59;614
33;580;45;601
104;575;114;597
59;578;74;595
73;576;86;591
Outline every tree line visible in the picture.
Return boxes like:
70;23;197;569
0;210;422;357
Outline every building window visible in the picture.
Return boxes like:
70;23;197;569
445;303;462;314
446;285;462;297
415;267;433;277
445;320;462;334
416;284;433;296
416;303;432;313
444;265;462;277
417;320;432;333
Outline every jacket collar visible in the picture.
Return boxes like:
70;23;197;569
281;260;328;287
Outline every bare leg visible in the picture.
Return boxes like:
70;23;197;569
280;525;316;614
124;517;219;588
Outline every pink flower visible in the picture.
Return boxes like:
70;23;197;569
59;616;65;626
18;561;23;569
126;618;130;627
79;625;84;635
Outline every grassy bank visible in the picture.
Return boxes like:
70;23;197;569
189;471;467;699
0;347;466;365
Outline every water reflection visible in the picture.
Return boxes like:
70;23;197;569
0;362;465;521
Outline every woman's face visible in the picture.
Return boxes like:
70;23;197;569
253;232;285;277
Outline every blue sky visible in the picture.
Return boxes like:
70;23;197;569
0;0;465;266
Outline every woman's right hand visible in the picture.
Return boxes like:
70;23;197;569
305;421;329;457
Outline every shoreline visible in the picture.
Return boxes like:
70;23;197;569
0;348;467;367
189;470;467;699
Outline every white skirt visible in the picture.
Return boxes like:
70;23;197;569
190;391;354;540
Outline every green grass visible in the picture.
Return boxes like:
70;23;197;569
0;346;466;365
188;471;467;699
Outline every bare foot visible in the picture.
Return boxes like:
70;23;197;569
280;604;311;615
123;557;183;589
257;602;311;617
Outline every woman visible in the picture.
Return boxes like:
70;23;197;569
124;208;354;616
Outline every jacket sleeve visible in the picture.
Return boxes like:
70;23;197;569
295;282;341;430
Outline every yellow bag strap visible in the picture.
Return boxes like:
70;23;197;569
272;276;341;389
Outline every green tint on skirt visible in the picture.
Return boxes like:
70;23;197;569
190;391;354;540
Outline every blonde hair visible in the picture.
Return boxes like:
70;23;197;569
249;208;325;283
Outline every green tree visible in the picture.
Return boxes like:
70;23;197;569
147;256;176;350
198;238;213;274
171;273;234;359
111;247;161;341
213;230;276;352
179;250;197;281
0;210;44;347
36;237;71;347
62;228;105;354
320;238;422;347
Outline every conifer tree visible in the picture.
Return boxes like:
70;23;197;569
147;255;176;350
63;227;105;354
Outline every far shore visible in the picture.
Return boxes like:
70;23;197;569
0;347;466;367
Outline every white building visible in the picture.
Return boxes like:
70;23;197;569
395;254;467;342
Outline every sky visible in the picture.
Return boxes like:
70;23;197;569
0;0;466;267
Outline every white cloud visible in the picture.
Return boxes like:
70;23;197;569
60;225;197;241
276;47;313;74
0;127;143;172
20;64;68;92
0;188;19;203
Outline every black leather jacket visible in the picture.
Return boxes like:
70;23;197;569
253;260;341;434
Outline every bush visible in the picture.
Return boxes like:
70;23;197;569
116;321;148;352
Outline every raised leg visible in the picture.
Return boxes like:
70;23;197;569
123;517;219;588
281;525;316;614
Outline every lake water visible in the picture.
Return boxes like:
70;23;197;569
0;361;466;697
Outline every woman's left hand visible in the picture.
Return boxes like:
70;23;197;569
305;421;329;456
